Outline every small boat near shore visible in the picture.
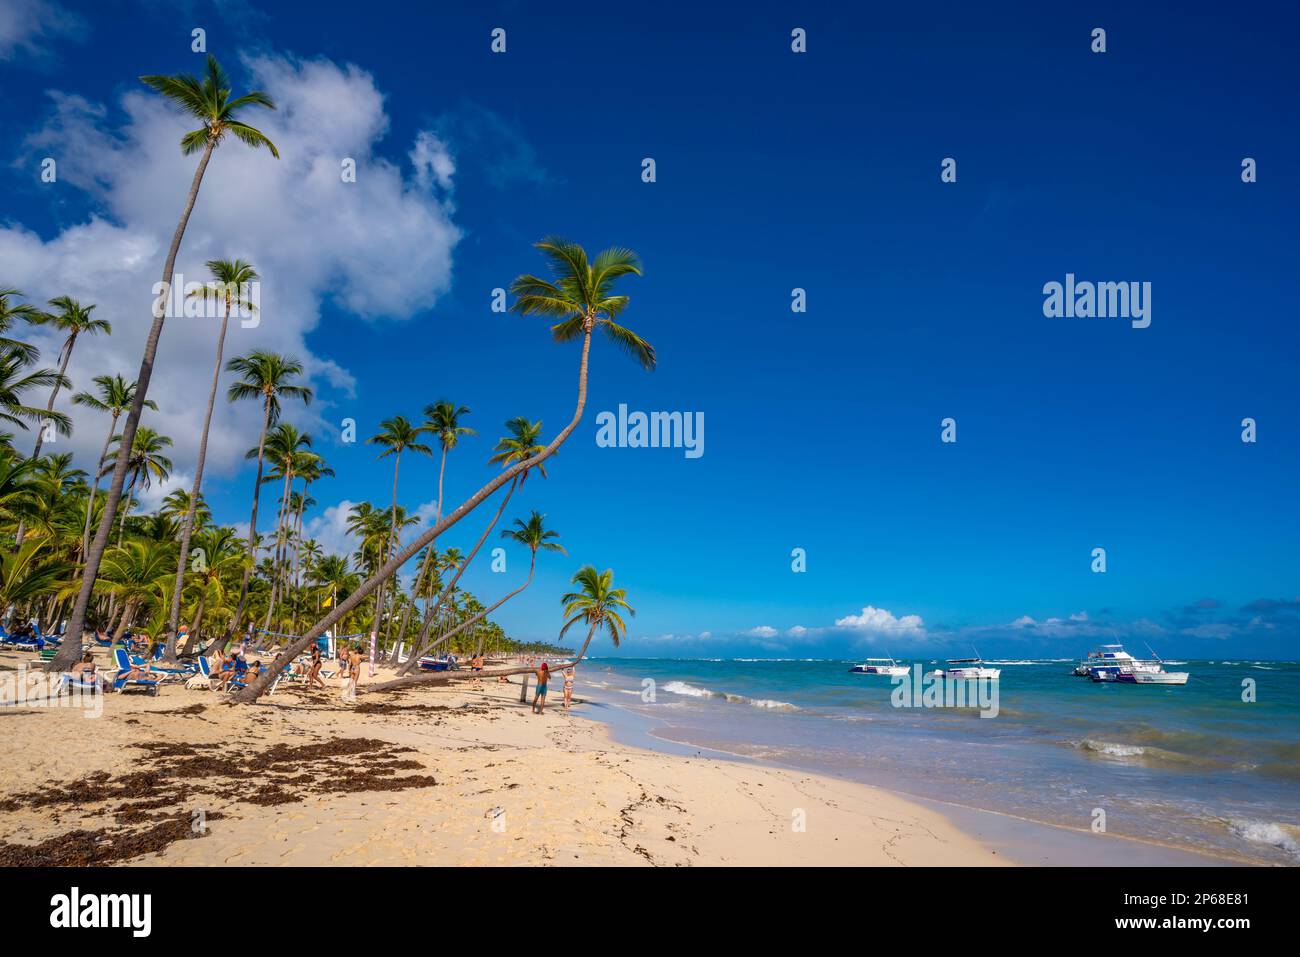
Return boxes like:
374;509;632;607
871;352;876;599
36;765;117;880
1116;670;1189;685
1073;643;1162;678
935;657;1001;680
848;657;909;676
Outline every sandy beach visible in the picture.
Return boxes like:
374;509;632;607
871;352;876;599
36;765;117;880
0;648;1004;867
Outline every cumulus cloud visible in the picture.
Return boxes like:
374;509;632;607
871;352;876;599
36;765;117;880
6;53;461;487
746;626;778;639
834;605;925;636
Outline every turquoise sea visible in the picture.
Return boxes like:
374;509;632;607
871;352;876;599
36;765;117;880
575;657;1300;865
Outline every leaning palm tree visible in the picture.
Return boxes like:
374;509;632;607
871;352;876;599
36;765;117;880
28;297;110;461
424;511;564;654
560;566;634;664
367;415;432;642
70;375;156;560
167;258;259;634
56;54;279;671
234;238;653;703
223;351;311;641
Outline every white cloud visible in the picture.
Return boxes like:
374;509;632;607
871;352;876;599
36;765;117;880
746;625;778;639
7;53;461;497
834;605;925;635
0;0;86;61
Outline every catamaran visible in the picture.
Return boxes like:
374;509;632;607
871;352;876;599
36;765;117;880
934;656;1001;680
848;656;909;677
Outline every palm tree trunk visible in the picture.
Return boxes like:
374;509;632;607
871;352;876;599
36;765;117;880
81;416;117;562
227;397;272;645
371;453;402;653
231;327;595;703
51;136;217;673
398;478;517;675
117;488;134;549
261;471;292;632
423;551;536;654
182;592;206;656
168;292;233;638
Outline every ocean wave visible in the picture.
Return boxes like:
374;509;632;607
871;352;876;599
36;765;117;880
662;680;798;711
663;680;713;698
1074;739;1145;758
1227;819;1300;860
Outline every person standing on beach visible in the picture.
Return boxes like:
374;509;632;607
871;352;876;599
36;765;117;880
470;652;484;690
532;662;550;714
563;667;574;709
307;645;325;690
346;643;362;699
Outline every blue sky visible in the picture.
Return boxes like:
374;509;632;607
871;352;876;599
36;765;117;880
2;0;1297;658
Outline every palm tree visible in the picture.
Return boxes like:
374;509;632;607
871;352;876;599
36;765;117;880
560;566;635;664
0;538;72;612
224;351;311;642
234;238;652;703
0;288;41;363
57;54;278;671
0;452;40;536
367;415;432;643
406;401;474;632
159;488;209;529
168;258;259;635
90;539;176;640
27;297;110;461
256;426;313;633
181;525;245;655
488;417;548;483
425;511;564;653
70;375;157;560
104;426;172;547
0;348;70;437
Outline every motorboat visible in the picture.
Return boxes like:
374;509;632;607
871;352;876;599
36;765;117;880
935;657;1001;680
1116;670;1189;685
848;657;909;677
1075;644;1162;678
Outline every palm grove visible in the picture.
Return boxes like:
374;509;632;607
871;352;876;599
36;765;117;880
3;56;649;702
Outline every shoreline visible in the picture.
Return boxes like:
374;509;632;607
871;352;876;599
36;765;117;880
575;684;1245;866
0;652;1005;867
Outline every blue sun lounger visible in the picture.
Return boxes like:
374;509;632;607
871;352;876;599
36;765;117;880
113;648;160;696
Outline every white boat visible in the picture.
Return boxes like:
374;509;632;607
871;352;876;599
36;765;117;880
935;657;1001;680
848;657;909;677
1117;670;1189;685
1076;644;1162;678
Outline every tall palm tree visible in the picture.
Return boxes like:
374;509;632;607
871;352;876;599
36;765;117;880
224;351;311;643
168;258;259;634
560;566;634;664
57;54;279;671
367;415;432;643
70;375;156;560
28;297;110;461
234;238;653;703
407;401;474;632
257;427;313;633
426;511;564;653
0;288;41;363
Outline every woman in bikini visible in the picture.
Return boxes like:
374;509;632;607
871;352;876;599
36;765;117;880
563;667;575;710
307;645;326;689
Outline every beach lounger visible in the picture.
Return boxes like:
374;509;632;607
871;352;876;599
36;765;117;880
185;656;216;690
113;649;161;696
59;672;102;695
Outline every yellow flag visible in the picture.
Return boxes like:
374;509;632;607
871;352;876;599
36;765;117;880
322;594;333;608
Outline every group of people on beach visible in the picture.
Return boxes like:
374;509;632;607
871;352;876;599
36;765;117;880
528;660;575;714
